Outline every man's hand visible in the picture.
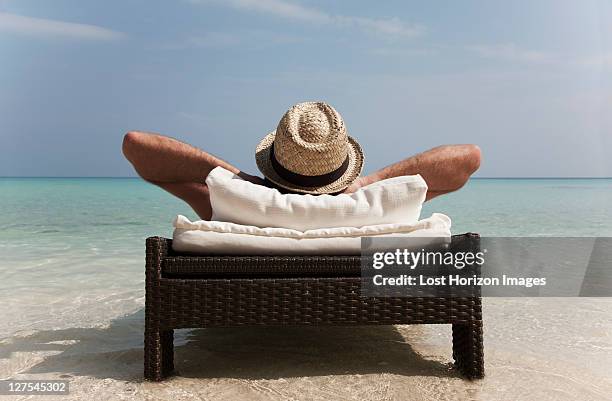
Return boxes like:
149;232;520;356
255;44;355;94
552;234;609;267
342;177;365;194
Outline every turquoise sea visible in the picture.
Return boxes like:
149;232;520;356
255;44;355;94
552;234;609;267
1;178;612;338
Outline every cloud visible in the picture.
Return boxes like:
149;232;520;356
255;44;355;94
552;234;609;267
213;0;330;23
158;30;307;50
187;32;243;48
468;43;552;64
576;53;612;68
156;32;241;50
368;46;438;58
468;43;612;70
188;0;423;38
0;12;124;41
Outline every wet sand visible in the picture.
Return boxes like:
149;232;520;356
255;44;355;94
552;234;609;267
1;298;611;401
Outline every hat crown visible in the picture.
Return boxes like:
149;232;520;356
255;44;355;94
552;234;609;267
297;108;332;143
274;102;348;176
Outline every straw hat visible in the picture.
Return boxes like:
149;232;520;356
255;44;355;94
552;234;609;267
256;102;364;194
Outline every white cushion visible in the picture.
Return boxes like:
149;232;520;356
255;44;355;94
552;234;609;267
206;167;428;231
172;213;451;255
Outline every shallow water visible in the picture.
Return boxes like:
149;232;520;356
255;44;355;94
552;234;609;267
1;178;611;400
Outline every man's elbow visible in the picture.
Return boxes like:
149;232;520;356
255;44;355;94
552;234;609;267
448;144;481;191
122;131;142;162
122;131;157;183
465;144;481;175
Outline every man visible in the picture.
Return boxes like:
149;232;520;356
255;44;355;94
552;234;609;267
122;102;481;220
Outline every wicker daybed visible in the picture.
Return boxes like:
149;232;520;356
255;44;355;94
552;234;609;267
144;234;484;381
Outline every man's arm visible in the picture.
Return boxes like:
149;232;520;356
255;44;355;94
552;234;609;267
346;145;481;200
122;131;263;220
122;131;260;183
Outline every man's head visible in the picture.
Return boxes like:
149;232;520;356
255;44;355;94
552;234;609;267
255;101;364;194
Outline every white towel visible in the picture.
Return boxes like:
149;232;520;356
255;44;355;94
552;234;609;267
172;213;451;255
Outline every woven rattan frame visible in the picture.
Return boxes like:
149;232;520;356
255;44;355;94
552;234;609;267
144;234;484;381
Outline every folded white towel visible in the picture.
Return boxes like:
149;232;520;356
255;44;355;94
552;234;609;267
172;213;451;255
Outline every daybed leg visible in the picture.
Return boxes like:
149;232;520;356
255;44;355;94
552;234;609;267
452;321;484;379
161;329;175;376
144;237;174;381
144;328;174;381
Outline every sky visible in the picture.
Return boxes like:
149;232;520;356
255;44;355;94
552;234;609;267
1;0;611;177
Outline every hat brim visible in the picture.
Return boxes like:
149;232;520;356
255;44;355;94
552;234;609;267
255;131;364;195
